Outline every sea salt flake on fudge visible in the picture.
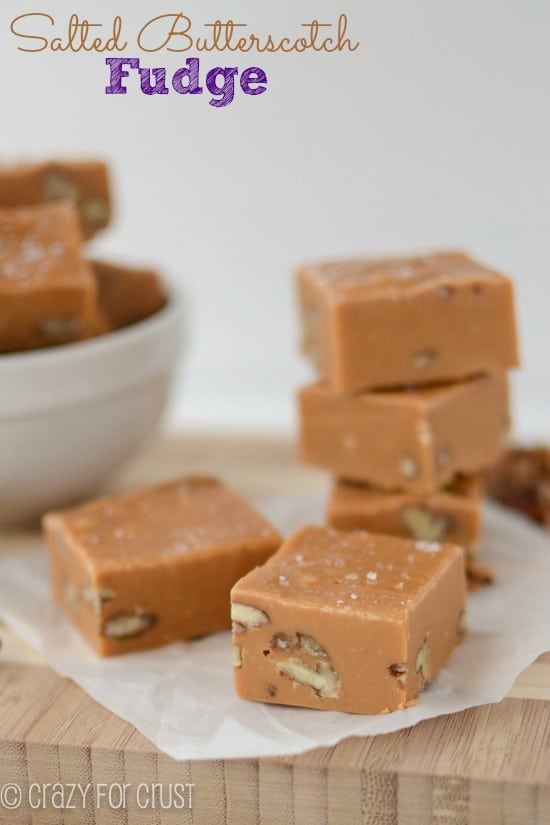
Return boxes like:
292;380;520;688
43;476;282;656
0;159;112;240
327;474;484;560
298;373;509;494
0;203;97;353
90;258;166;331
231;525;466;714
296;250;519;392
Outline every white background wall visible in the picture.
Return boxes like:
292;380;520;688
1;0;548;436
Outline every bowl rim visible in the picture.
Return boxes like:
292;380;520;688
0;285;184;371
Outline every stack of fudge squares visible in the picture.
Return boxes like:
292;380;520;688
0;159;166;353
296;251;520;582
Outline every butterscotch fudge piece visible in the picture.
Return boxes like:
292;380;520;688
90;308;112;337
0;203;97;353
327;475;484;557
297;251;519;392
43;477;282;656
0;160;111;240
91;259;166;330
486;446;550;526
231;525;465;714
298;373;509;494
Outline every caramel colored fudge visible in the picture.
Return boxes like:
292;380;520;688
231;526;465;714
91;259;166;330
297;251;519;392
43;477;282;656
298;373;509;494
0;160;111;240
0;203;97;353
327;475;484;554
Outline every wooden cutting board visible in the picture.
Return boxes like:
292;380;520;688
0;434;549;825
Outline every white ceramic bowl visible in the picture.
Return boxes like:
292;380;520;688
0;292;184;525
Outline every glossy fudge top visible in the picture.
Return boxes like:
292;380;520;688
298;250;509;301
0;202;88;292
234;525;463;620
44;477;282;570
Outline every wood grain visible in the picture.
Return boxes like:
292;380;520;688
0;434;549;825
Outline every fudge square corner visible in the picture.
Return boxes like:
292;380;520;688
231;525;466;714
0;201;97;353
43;476;282;656
298;372;510;495
296;250;519;393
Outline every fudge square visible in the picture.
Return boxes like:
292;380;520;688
0;159;111;240
231;526;466;714
327;474;484;553
297;250;519;392
298;373;509;494
91;259;166;330
0;203;97;353
43;477;282;657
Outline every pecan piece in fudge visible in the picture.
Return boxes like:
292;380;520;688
327;474;484;557
486;446;550;526
231;525;465;714
298;374;509;494
0;159;112;240
43;477;282;656
296;250;519;392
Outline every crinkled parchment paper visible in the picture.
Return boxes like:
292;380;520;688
0;495;548;760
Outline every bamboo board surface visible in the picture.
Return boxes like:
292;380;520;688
0;433;549;825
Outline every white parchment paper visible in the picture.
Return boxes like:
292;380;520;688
0;494;548;761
